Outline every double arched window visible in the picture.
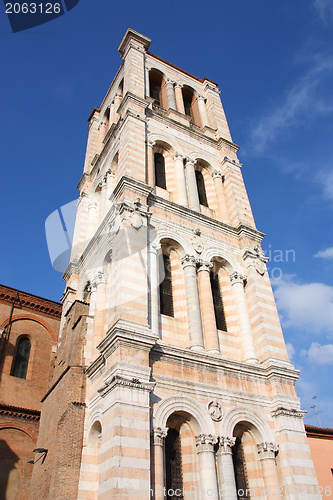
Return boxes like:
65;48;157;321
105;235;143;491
11;337;31;379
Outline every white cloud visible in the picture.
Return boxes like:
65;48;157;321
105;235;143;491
251;53;333;154
286;343;295;361
314;246;333;259
273;277;333;334
305;342;333;365
314;0;333;23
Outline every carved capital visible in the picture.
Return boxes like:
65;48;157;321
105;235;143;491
152;427;168;446
185;158;196;168
257;442;279;459
149;242;161;255
94;270;107;286
212;169;225;181
229;271;247;286
174;83;183;89
217;436;236;454
173;152;184;162
166;78;175;86
88;202;97;211
147;139;155;148
195;434;218;453
181;254;197;269
197;260;213;273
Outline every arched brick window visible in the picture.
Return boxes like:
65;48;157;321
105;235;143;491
11;337;31;379
160;254;174;317
154;153;167;190
210;271;227;331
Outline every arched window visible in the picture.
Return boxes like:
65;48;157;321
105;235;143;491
165;429;183;499
232;437;251;499
210;271;227;331
11;337;31;379
160;254;174;317
181;86;201;127
149;70;164;107
154;153;167;190
195;170;208;207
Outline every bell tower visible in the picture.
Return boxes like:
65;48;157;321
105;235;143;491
31;29;320;500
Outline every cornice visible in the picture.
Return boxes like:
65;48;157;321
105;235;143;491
117;91;149;116
98;375;155;398
271;407;307;420
0;403;40;421
113;174;154;201
0;284;62;319
150;343;300;385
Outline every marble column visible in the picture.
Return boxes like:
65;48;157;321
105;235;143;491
152;427;168;496
195;434;219;499
109;101;116;125
216;437;237;500
114;93;122;121
94;270;107;347
197;94;210;128
197;260;220;353
229;272;258;363
173;152;188;206
165;79;176;110
212;170;230;223
257;442;280;500
148;242;161;336
181;255;204;350
147;140;155;187
185;159;200;211
174;83;185;114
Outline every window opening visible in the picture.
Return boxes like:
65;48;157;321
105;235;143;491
165;429;184;499
160;254;174;317
11;337;31;379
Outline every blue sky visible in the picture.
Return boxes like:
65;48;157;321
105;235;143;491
0;0;332;426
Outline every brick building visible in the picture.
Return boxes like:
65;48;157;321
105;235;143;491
0;284;61;500
0;27;323;500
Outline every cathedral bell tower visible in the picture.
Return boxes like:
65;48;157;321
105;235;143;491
31;29;320;500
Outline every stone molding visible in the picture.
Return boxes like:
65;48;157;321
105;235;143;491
271;407;307;419
97;375;155;398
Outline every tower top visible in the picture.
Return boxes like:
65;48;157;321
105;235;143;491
118;28;152;57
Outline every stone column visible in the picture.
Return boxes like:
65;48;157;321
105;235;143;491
197;95;210;128
229;272;258;363
152;427;168;497
148;242;161;336
212;170;230;223
173;152;188;206
185;159;200;212
195;434;219;500
216;437;237;500
197;261;220;353
181;255;204;350
174;83;185;114
114;93;122;121
87;201;98;241
257;442;280;500
165;79;176;110
94;270;107;347
109;101;116;125
147;140;155;187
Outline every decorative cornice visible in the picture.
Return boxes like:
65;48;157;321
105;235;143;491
271;407;307;419
0;404;40;422
0;284;62;319
98;375;155;397
221;155;243;168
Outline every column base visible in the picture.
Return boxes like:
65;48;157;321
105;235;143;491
189;344;205;352
245;357;259;364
